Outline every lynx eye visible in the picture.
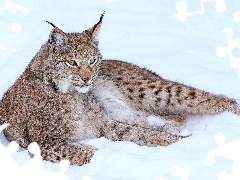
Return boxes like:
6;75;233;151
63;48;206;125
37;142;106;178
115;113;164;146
88;58;98;65
65;59;79;68
65;61;77;68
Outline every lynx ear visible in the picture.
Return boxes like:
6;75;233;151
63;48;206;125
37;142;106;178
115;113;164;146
91;12;105;39
49;27;68;51
86;12;105;44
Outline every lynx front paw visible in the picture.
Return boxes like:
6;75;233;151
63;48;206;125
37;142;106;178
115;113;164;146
40;141;97;166
147;115;189;136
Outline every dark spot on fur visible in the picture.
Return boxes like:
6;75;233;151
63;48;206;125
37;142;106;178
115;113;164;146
117;77;122;81
127;88;133;93
176;86;182;97
128;96;133;100
139;93;145;99
137;82;142;85
166;86;172;93
149;85;156;89
197;101;205;106
156;97;162;102
188;91;196;99
168;90;172;100
155;97;162;105
99;128;105;137
177;99;182;105
123;82;129;85
139;88;144;92
154;90;161;95
62;155;66;159
118;131;124;138
166;98;170;105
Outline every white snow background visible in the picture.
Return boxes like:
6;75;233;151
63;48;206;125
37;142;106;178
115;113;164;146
1;0;240;179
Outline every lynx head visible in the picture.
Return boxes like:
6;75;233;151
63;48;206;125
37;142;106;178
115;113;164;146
40;13;104;94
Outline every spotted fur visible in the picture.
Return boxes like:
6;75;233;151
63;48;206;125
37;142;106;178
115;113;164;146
0;13;239;166
98;60;240;118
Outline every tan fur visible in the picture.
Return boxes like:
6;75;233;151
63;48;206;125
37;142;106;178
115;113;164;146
0;13;239;166
98;60;240;118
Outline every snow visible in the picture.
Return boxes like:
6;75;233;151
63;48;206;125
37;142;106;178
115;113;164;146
1;0;240;179
147;116;169;127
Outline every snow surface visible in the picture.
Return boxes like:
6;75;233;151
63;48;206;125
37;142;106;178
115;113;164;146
1;0;240;179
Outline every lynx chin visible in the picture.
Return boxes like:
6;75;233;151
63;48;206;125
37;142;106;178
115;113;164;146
0;13;239;166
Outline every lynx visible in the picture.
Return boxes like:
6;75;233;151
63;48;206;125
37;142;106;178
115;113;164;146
0;13;239;166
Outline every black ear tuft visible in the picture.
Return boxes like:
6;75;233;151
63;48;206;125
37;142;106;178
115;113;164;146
99;11;105;23
45;20;56;28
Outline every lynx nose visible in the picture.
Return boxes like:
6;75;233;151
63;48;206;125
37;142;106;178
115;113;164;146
82;77;90;83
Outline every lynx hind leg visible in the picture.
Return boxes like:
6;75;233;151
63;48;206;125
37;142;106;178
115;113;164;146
103;120;187;147
40;141;97;165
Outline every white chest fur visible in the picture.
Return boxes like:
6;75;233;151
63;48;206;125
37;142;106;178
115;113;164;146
95;88;136;124
93;78;137;124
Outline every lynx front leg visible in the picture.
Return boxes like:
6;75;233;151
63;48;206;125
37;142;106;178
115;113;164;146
40;141;97;165
3;125;30;148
